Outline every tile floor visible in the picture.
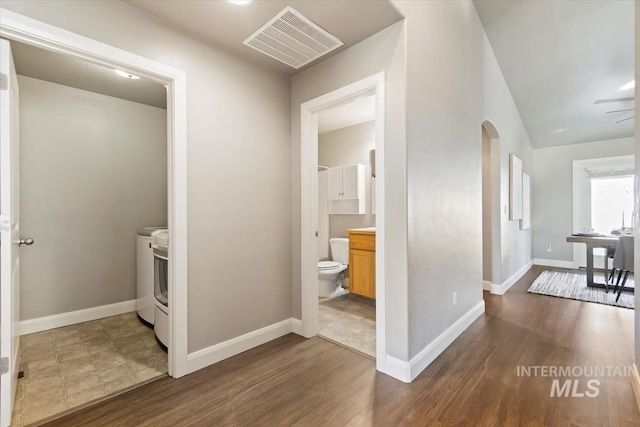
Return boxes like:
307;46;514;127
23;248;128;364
318;292;376;358
11;312;167;426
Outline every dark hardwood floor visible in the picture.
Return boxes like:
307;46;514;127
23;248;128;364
41;266;639;426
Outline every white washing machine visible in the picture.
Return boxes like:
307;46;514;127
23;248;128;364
153;230;169;347
136;226;166;325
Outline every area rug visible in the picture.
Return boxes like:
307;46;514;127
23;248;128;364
527;270;635;309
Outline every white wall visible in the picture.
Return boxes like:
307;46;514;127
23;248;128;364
319;121;376;245
531;137;635;263
19;76;167;320
3;0;292;354
633;0;639;373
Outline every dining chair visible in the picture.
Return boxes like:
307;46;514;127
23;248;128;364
607;245;616;287
612;236;634;302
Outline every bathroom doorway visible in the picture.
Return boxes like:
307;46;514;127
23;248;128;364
300;73;387;370
0;12;188;426
316;96;377;358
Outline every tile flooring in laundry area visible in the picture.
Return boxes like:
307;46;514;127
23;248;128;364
11;312;167;426
318;293;376;358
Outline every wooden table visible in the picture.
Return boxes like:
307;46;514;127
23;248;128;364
566;235;630;291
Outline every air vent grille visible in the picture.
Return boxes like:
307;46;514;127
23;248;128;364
243;6;344;69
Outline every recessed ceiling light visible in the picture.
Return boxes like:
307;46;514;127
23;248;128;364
551;128;567;134
115;69;141;80
618;80;635;91
228;0;253;5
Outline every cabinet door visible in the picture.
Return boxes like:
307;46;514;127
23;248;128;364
341;165;358;199
327;166;343;200
349;249;375;298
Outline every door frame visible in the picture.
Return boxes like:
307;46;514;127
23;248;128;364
0;9;189;377
300;72;387;373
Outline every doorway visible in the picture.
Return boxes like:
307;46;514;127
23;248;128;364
481;121;502;291
316;95;377;358
0;10;188;427
300;73;387;371
7;37;170;425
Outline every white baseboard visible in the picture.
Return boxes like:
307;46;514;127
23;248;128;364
19;300;136;335
291;318;303;335
491;260;534;295
533;258;574;269
632;364;640;415
186;318;295;374
385;355;411;383
384;300;485;383
482;280;492;291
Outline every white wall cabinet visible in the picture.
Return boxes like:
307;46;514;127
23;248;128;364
327;164;365;214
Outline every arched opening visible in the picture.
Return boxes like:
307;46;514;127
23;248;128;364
482;120;502;290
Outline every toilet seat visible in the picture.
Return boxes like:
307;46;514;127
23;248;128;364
318;261;341;270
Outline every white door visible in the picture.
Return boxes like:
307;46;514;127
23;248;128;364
327;166;343;200
0;38;22;427
341;165;358;199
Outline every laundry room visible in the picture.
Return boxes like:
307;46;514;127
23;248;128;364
8;39;169;424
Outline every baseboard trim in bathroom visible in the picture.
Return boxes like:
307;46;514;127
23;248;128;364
19;299;137;335
30;373;168;427
317;334;375;361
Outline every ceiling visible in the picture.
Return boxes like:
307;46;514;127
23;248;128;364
318;95;375;134
124;0;403;76
474;0;635;148
8;39;166;109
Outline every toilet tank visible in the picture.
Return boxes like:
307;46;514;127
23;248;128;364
329;238;349;264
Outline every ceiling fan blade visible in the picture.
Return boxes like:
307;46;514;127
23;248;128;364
595;97;634;104
616;116;635;123
606;108;635;113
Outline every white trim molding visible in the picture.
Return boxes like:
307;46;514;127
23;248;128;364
490;260;533;295
187;319;296;374
533;258;574;269
291;318;303;335
20;300;136;335
632;364;640;415
385;300;485;383
482;280;492;291
0;8;189;378
300;73;388;374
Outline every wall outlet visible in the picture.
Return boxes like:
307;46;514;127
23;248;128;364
546;244;552;252
452;291;458;306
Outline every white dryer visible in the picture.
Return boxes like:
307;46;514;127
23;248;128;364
136;227;166;325
153;230;169;347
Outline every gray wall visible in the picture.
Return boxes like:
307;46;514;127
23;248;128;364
292;21;409;360
480;21;534;286
531;137;635;263
319;121;376;242
395;0;533;358
19;75;167;320
4;0;291;353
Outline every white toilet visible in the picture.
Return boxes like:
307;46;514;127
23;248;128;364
318;237;349;298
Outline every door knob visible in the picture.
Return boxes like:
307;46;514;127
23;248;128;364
19;237;34;246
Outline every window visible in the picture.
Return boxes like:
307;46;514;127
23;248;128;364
590;175;635;234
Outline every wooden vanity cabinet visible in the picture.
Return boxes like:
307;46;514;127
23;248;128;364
347;229;375;299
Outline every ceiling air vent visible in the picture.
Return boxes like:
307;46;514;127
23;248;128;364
243;6;344;69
